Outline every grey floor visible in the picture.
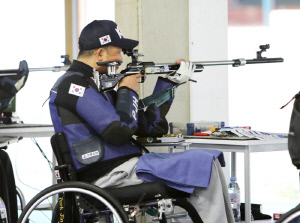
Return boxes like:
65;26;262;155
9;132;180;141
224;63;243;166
242;220;275;223
170;218;276;223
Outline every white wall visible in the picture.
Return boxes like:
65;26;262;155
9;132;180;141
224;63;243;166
189;0;230;181
189;0;229;125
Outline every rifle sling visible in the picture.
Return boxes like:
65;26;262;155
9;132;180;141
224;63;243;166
138;83;183;109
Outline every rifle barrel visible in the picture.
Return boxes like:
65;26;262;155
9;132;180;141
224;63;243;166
192;57;284;67
0;57;284;77
245;57;284;64
192;61;235;66
0;65;70;76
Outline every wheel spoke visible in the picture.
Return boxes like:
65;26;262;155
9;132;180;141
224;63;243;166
17;182;128;223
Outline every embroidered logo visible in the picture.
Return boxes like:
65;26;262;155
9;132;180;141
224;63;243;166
82;151;100;160
115;26;123;39
99;35;111;45
132;96;138;121
68;83;85;97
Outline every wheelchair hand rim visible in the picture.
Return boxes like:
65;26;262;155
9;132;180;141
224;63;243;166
19;187;123;223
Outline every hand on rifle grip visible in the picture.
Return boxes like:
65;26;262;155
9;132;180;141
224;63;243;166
167;61;196;84
119;73;145;93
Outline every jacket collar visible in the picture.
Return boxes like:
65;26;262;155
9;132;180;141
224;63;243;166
68;60;94;78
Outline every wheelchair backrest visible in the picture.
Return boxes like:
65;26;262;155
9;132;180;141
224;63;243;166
51;132;77;181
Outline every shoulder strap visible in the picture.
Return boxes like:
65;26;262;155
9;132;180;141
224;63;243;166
138;83;183;109
280;91;300;109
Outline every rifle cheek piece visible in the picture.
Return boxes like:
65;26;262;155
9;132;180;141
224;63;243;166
96;61;123;76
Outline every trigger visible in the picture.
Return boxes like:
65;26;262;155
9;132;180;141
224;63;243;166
139;76;146;83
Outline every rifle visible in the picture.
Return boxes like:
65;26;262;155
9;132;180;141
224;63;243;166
0;55;72;76
0;44;283;92
96;44;283;91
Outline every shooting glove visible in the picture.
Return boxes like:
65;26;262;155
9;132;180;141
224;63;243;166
167;61;195;84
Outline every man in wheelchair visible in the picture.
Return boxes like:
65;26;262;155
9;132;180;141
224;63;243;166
47;20;234;223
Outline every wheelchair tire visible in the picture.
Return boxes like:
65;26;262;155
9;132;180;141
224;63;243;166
17;181;129;223
16;187;26;211
276;203;300;223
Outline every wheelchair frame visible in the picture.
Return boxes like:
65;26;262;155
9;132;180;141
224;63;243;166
16;132;203;223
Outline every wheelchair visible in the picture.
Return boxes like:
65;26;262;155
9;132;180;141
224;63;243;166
275;203;300;223
17;132;203;223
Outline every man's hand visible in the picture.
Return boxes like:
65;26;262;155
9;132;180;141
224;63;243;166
119;73;144;93
167;61;195;84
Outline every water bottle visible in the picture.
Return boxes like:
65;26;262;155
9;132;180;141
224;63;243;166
228;177;241;222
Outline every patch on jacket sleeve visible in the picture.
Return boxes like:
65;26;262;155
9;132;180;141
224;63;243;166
68;83;86;97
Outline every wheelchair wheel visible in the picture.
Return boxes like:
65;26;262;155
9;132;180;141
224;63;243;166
17;181;129;223
16;187;26;211
276;203;300;223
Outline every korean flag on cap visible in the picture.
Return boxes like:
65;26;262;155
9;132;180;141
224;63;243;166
99;35;111;45
69;83;85;97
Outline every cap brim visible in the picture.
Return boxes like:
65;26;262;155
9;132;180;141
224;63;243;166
113;38;139;50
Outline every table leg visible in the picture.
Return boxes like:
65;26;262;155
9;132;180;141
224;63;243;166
168;146;174;153
231;152;236;177
168;144;190;153
185;143;190;150
244;147;251;223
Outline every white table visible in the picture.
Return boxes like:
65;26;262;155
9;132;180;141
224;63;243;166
184;137;288;223
142;141;191;153
0;124;56;195
0;124;54;137
0;136;22;147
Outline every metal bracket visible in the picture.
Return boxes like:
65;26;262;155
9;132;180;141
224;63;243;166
130;193;146;218
171;86;177;98
233;58;246;67
157;199;173;220
257;44;270;59
75;194;100;215
238;58;246;66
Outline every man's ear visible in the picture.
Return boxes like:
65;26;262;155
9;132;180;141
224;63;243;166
96;48;106;61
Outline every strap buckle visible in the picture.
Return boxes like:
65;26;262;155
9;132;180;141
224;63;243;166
171;86;177;97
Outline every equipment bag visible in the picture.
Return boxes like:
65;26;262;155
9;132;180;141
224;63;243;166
283;91;300;169
0;60;29;114
0;149;18;223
